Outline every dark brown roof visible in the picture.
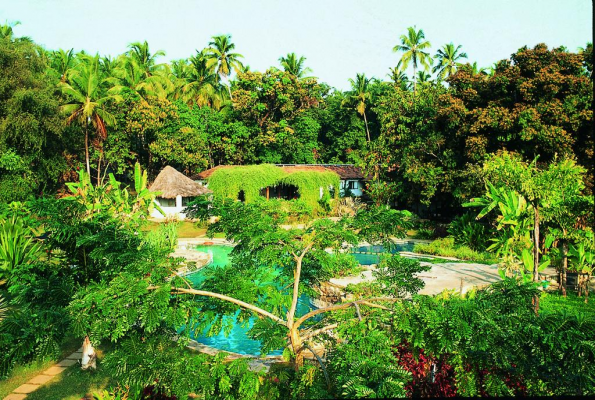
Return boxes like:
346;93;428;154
192;164;369;181
149;166;212;199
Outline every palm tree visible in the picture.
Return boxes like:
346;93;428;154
432;43;467;79
0;21;19;40
393;26;433;94
127;41;166;78
50;48;75;82
60;55;122;178
344;73;373;142
388;66;409;89
279;53;312;78
182;50;224;108
205;35;244;98
470;62;488;77
416;70;432;85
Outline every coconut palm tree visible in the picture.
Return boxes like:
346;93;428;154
416;70;432;85
50;48;76;83
393;26;433;94
0;21;19;40
60;55;122;178
432;43;467;80
343;73;373;142
388;66;409;90
127;41;166;78
205;35;244;98
279;53;312;79
470;62;488;77
182;50;224;108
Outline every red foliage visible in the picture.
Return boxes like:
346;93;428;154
394;343;458;397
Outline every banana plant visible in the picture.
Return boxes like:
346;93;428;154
569;233;594;301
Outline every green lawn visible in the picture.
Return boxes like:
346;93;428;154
0;336;82;398
143;220;226;239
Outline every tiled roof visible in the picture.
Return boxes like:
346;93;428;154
192;164;369;180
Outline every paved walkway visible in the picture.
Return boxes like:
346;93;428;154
3;348;81;399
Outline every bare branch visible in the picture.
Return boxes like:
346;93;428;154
293;297;399;330
149;285;287;325
301;323;339;341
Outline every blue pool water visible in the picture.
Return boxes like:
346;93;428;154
187;245;313;355
351;242;415;265
186;242;413;355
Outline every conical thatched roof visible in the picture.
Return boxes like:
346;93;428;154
149;166;212;199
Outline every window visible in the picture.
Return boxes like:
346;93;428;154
158;197;176;207
347;180;358;190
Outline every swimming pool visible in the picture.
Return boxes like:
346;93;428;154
187;245;313;356
351;242;415;265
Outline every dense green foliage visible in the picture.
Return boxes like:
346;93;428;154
1;25;591;218
206;164;340;209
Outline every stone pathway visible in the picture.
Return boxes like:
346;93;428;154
3;348;81;400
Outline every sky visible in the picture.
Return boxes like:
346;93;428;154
1;0;592;90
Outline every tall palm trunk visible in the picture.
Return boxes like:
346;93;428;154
363;111;371;142
84;122;91;178
412;62;417;96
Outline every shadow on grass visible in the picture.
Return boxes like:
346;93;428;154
27;346;117;400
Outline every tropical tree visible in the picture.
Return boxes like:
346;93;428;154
470;61;488;76
432;43;467;79
388;67;409;90
49;48;75;82
393;26;433;94
343;73;373;142
205;35;244;98
182;50;224;108
416;70;432;85
279;53;312;79
0;21;19;40
60;55;122;179
126;40;165;78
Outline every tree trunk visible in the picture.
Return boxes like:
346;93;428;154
562;240;568;297
290;326;304;370
85;126;91;178
96;153;102;186
533;206;540;282
533;205;540;314
413;63;417;97
363;111;371;142
81;336;96;370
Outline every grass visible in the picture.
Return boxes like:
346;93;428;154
143;221;226;239
413;237;498;264
0;336;82;398
26;345;116;400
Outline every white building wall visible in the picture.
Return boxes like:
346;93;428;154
151;196;188;220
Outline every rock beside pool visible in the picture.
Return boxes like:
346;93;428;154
169;248;212;276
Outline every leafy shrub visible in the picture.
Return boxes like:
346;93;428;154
102;335;278;400
332;196;365;217
448;212;490;251
321;252;363;278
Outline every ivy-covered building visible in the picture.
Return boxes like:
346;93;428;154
193;164;368;207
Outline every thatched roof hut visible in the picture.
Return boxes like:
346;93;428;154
149;166;211;199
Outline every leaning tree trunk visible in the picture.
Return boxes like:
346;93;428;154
81;336;96;370
363;111;371;143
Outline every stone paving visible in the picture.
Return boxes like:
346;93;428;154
3;348;82;400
